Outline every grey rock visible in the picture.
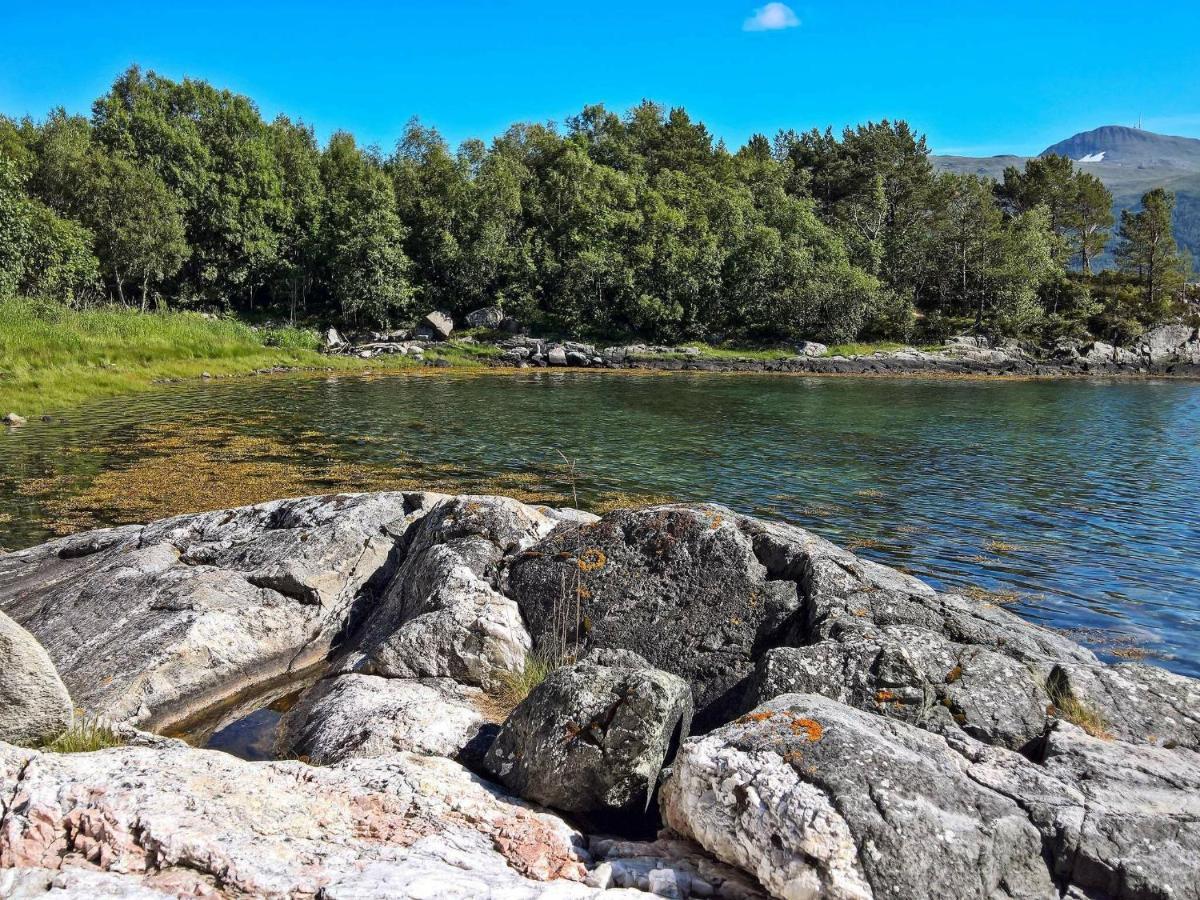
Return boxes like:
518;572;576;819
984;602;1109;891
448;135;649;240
1137;322;1195;361
0;610;72;746
323;326;345;350
743;632;1052;750
507;505;800;728
0;492;432;729
547;346;568;366
339;495;557;691
957;721;1200;900
660;693;1057;900
794;341;827;357
484;657;692;820
565;350;590;367
420;310;454;340
0;740;598;896
946;334;990;349
589;835;768;899
465;306;505;329
276;673;490;765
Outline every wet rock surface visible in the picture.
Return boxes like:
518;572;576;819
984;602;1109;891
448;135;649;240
2;491;1199;898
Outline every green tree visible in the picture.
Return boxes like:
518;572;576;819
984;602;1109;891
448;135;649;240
320;133;413;326
92;66;285;308
1115;188;1188;322
1000;155;1113;273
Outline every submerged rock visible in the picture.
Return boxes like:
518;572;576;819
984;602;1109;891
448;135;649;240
484;651;692;823
0;611;72;747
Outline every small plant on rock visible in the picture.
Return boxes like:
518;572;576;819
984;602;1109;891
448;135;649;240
44;712;124;753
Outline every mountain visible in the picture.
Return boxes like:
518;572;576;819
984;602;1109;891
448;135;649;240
1042;125;1200;170
933;126;1200;268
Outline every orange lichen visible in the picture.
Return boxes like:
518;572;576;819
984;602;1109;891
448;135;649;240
945;664;963;684
577;548;607;573
736;711;776;725
789;717;824;742
874;689;896;703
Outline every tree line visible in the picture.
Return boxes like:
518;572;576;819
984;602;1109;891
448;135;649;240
0;66;1193;345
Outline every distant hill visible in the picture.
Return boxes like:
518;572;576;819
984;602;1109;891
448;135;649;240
1042;125;1200;170
933;126;1200;269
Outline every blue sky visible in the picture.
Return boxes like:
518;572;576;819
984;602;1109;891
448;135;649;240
2;1;1198;157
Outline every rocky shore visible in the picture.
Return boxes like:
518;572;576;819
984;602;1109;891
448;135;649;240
329;311;1200;378
1;491;1198;898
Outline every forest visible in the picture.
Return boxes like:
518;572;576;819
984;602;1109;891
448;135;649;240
0;66;1193;346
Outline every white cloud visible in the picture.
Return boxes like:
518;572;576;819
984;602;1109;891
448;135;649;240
743;2;800;31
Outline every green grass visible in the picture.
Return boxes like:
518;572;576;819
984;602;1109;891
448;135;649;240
0;298;423;413
492;653;556;713
43;714;124;753
822;341;910;357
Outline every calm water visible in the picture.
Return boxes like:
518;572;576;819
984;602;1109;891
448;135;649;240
2;372;1198;676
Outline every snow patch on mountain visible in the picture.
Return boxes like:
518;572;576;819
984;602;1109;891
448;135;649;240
1077;151;1106;163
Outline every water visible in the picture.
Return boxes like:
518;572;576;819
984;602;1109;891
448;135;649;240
2;371;1198;677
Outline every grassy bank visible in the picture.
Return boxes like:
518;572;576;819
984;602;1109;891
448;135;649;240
0;299;426;413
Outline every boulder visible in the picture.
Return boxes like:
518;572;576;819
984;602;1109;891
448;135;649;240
547;346;568;366
946;334;989;349
660;694;1058;900
483;652;692;822
953;721;1200;900
0;611;72;747
794;341;827;357
465;306;505;329
0;741;600;897
507;505;801;728
565;350;590;367
588;834;768;898
743;634;1052;750
419;310;454;340
0;492;435;729
276;673;491;766
323;326;345;350
1137;322;1195;361
338;495;557;691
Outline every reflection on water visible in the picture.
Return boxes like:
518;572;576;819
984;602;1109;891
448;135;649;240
2;371;1198;677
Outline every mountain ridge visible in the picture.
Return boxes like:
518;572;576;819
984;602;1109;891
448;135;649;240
933;126;1200;266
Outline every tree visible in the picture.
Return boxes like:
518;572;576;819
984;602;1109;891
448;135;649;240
1068;173;1114;274
268;116;324;323
1115;188;1188;322
320;133;413;326
928;174;1055;336
1000;155;1113;273
92;66;285;308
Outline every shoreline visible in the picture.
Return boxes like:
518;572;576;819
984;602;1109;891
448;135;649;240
5;341;1200;420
